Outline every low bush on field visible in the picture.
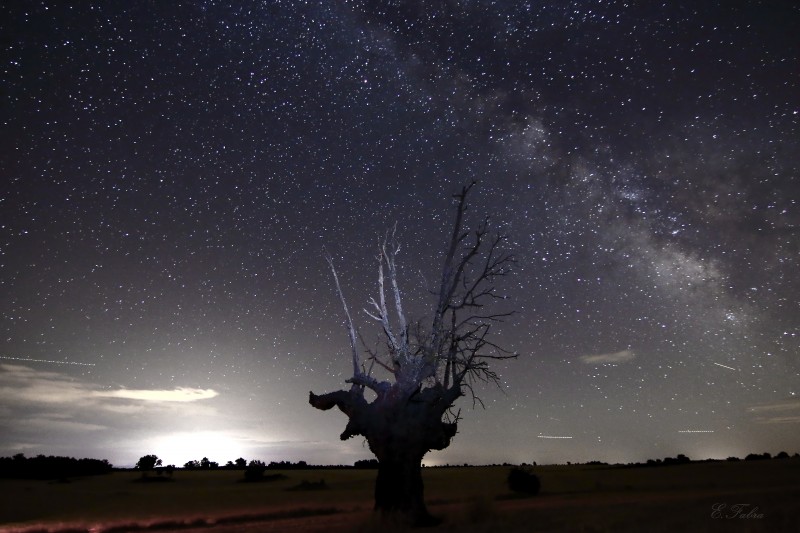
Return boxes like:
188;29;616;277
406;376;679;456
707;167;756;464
507;467;540;495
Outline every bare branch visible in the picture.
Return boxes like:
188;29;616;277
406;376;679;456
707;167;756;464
324;251;360;377
309;389;370;440
356;329;397;377
375;251;402;361
431;182;476;351
346;372;390;395
369;354;397;374
383;227;409;361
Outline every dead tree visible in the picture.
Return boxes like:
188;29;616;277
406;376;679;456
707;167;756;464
309;183;516;525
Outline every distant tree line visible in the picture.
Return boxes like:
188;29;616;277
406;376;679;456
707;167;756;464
180;458;316;470
740;451;795;461
5;450;798;482
644;453;692;466
265;460;310;470
0;453;112;479
172;452;800;471
183;457;221;470
630;451;800;468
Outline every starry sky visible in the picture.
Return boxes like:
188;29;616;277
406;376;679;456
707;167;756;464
1;1;798;468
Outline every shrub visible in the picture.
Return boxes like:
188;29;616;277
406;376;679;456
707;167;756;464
244;460;267;482
507;467;540;495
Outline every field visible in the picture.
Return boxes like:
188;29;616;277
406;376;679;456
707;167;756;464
1;460;799;532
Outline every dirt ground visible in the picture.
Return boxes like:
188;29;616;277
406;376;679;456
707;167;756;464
170;485;800;533
3;461;799;532
16;484;791;533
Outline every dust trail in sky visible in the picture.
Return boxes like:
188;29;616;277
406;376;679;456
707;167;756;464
0;356;96;366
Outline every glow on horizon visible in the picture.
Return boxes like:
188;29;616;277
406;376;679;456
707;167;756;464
147;431;249;466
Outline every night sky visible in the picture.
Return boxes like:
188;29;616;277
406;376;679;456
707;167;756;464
1;1;798;468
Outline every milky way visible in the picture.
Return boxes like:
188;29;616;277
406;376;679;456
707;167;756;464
1;1;797;466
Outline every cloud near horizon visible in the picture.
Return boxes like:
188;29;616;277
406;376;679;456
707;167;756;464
0;363;218;409
93;387;218;402
747;397;800;424
579;349;636;365
0;363;223;459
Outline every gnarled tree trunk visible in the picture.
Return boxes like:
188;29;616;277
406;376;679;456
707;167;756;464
373;451;429;523
309;183;515;525
310;383;459;525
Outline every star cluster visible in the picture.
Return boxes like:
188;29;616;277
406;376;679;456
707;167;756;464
1;1;798;466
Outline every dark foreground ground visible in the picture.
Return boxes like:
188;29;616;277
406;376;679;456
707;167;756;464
2;459;799;532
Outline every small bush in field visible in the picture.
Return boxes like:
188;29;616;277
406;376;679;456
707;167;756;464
507;467;540;495
244;460;267;482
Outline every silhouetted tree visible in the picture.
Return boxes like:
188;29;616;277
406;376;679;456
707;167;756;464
196;457;218;469
310;183;516;525
135;454;162;477
235;457;247;469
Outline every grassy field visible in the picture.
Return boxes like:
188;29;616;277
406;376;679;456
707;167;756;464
1;459;799;532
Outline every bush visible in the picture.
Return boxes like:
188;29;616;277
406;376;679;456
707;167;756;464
507;467;540;495
244;460;267;482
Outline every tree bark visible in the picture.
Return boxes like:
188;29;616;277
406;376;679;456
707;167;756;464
373;450;439;526
365;387;456;525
